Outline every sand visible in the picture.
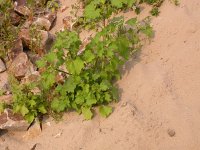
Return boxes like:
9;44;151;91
1;0;200;149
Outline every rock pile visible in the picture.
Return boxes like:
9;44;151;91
0;0;57;130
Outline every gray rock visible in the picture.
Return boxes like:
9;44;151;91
0;59;6;73
14;6;31;16
32;13;56;31
0;109;30;131
19;29;54;53
9;52;35;79
9;39;23;60
0;72;9;92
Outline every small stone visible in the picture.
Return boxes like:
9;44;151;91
14;6;31;16
43;13;57;27
0;59;6;73
9;52;35;79
167;129;176;137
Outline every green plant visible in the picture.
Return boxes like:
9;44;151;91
0;0;19;58
32;17;152;120
10;76;47;123
150;7;160;16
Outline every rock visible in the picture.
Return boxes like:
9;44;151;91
14;0;26;7
0;109;29;131
32;13;56;31
32;18;51;31
40;30;55;52
44;13;57;25
14;6;31;16
167;129;176;137
0;72;10;92
10;10;21;26
19;28;31;48
63;16;72;30
9;52;35;79
0;59;6;73
21;71;40;84
26;51;41;65
0;95;12;105
9;39;23;60
19;29;54;53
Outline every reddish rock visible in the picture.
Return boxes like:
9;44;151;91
19;28;31;48
0;95;12;105
0;72;9;92
14;5;31;16
19;29;54;52
63;16;72;30
9;52;35;79
0;109;29;131
33;13;56;31
10;10;21;26
9;39;23;60
0;59;6;73
14;0;26;6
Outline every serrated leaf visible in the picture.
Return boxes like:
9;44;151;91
82;107;93;120
20;105;29;116
86;93;97;106
100;80;110;91
67;58;84;75
83;50;95;63
46;52;57;63
38;105;47;114
141;24;154;37
51;99;67;113
36;60;46;68
25;113;35;123
99;106;112;118
84;3;101;19
111;0;123;8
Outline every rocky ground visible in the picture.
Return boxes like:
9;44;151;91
1;0;200;149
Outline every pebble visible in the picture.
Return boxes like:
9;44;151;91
167;129;176;137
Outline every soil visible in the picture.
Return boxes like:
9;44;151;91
1;0;200;149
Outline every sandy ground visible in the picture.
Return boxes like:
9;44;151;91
1;0;200;149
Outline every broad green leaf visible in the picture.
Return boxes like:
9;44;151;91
83;50;95;63
82;107;93;120
20;105;29;116
51;99;67;113
25;113;35;123
84;3;101;19
111;0;123;8
38;105;47;114
46;52;57;63
100;80;110;91
67;58;84;75
86;93;97;106
99;106;112;118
